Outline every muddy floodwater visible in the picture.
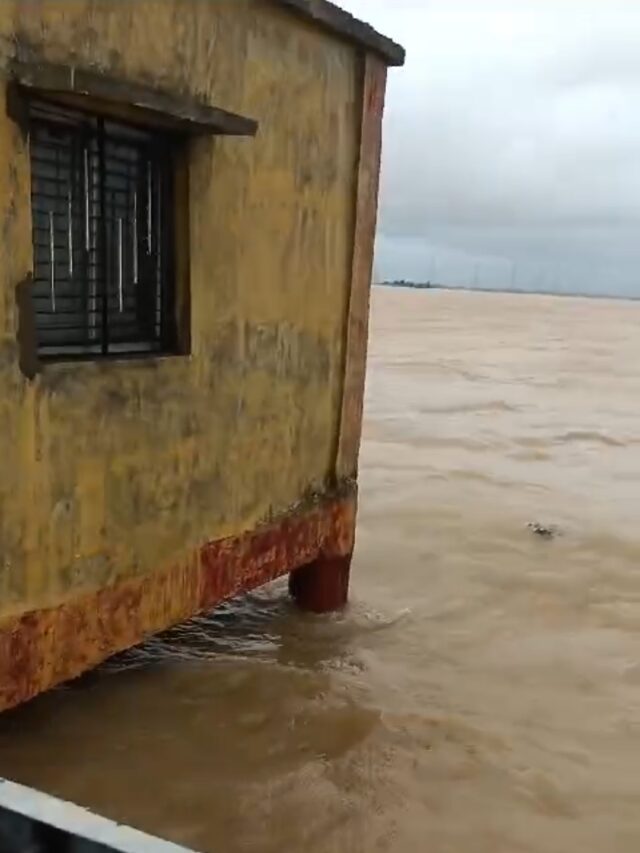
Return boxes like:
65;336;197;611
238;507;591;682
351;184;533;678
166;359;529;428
1;287;640;852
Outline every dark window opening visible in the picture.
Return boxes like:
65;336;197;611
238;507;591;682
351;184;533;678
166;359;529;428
28;100;178;359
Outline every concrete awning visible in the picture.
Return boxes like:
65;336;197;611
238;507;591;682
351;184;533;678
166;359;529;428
9;59;258;137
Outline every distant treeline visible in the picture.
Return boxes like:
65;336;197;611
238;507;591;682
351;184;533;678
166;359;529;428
379;280;437;290
377;280;640;301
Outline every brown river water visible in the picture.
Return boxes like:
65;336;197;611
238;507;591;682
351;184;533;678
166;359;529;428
1;287;640;852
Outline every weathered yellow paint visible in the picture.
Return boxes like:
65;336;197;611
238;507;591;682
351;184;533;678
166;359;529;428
0;0;362;620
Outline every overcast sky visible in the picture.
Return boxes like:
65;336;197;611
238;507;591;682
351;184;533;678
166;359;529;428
341;0;640;296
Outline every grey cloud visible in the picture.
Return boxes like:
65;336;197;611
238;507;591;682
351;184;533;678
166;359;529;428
341;0;640;296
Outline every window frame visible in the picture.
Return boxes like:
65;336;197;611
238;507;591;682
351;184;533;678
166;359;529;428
27;97;182;361
7;60;257;375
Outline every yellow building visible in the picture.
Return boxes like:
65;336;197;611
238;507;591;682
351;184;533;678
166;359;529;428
0;0;404;711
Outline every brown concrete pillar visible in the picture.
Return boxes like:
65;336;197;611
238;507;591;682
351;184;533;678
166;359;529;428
289;553;352;613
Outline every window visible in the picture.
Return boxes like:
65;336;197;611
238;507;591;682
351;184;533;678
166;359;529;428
28;100;178;358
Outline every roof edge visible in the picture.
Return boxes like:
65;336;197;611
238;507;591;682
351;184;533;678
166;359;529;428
275;0;405;67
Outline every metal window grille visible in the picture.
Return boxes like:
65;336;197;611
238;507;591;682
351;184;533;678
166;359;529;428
28;100;176;358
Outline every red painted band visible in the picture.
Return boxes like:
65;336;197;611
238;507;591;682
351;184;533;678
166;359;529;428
0;491;356;712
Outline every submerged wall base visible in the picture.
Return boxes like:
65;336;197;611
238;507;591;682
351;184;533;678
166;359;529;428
0;489;356;713
289;554;351;613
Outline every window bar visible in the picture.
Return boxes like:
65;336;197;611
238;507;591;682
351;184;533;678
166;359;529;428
156;166;162;338
132;190;138;285
48;211;56;313
67;187;74;278
84;137;98;343
97;119;109;355
117;217;124;313
147;160;152;254
83;147;90;251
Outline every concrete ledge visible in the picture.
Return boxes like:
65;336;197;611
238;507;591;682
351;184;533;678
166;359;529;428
8;59;258;136
0;778;192;852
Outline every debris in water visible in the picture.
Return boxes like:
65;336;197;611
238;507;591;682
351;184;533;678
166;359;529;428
527;522;559;539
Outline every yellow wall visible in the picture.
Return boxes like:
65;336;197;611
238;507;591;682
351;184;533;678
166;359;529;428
0;0;361;619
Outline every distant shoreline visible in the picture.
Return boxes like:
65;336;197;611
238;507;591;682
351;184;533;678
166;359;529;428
376;281;639;302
